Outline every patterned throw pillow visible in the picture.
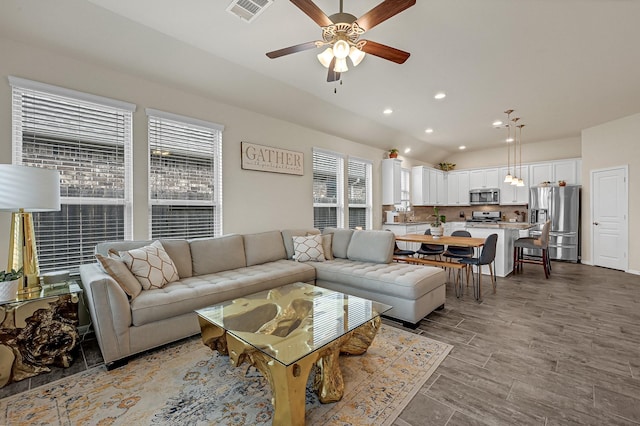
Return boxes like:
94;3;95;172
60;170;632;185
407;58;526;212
119;241;180;290
293;235;326;262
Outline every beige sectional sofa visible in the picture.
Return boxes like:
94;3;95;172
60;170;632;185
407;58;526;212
79;228;446;367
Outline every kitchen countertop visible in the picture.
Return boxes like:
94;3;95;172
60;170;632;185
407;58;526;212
466;222;534;230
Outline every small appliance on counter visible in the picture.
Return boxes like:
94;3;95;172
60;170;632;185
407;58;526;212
386;210;399;223
465;210;501;227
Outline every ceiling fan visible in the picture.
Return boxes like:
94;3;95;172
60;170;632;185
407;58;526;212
266;0;416;82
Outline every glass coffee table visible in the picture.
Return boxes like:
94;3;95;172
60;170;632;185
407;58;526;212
195;282;391;426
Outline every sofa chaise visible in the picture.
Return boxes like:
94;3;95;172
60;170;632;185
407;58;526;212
79;228;446;367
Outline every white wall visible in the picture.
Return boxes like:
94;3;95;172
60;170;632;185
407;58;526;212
581;113;640;272
445;137;582;170
0;37;392;265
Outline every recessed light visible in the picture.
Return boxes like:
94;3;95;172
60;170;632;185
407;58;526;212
459;146;466;150
425;128;434;134
434;92;446;100
383;108;393;115
492;120;503;127
404;148;411;154
506;137;514;143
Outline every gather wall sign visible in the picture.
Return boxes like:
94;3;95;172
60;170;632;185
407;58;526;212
241;141;304;176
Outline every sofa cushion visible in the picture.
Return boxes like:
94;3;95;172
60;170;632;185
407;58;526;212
321;234;334;260
347;230;394;264
160;239;192;278
243;231;287;267
292;235;325;262
95;240;150;257
130;259;316;326
322;227;354;259
281;229;320;259
95;253;142;299
313;258;445;300
190;234;246;276
119;240;180;290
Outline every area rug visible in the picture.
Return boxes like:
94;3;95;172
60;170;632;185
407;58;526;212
0;325;451;425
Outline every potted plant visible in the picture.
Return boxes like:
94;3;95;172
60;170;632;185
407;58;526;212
388;149;399;159
437;162;456;171
429;207;445;239
0;267;23;302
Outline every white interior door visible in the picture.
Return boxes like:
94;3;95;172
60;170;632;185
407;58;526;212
591;166;628;270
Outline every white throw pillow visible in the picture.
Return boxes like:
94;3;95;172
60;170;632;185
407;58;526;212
293;235;326;262
119;240;180;290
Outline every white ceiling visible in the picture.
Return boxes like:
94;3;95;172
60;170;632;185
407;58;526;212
2;0;640;162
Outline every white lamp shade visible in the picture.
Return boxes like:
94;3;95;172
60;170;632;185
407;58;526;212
0;165;61;212
317;47;334;68
334;57;349;73
348;46;365;67
333;40;350;59
503;174;513;183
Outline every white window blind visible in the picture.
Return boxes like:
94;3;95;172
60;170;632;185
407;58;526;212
147;109;223;239
347;158;372;229
401;167;411;210
10;78;134;273
313;149;344;230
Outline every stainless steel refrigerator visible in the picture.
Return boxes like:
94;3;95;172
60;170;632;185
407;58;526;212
528;185;581;262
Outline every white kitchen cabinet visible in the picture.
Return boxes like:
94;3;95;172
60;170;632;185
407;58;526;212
444;221;467;236
446;171;470;206
469;168;500;189
499;165;529;205
553;160;580;184
529;159;581;186
412;166;446;205
384;222;428;251
382;158;402;205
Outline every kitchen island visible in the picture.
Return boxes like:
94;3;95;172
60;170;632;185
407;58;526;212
465;222;534;277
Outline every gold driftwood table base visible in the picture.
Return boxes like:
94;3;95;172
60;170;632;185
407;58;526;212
199;315;380;426
196;283;389;425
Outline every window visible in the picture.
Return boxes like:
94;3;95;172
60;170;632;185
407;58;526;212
10;76;134;273
313;149;344;230
347;158;372;229
147;109;223;239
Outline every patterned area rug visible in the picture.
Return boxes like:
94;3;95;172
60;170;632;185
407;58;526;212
0;325;451;425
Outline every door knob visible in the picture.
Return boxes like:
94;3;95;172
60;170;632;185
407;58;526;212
593;222;599;226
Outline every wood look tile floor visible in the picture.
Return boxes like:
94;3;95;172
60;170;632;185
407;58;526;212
388;261;640;426
2;262;638;426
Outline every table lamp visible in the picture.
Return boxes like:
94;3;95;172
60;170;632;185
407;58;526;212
0;165;61;295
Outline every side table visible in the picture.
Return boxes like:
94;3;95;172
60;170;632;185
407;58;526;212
0;281;82;388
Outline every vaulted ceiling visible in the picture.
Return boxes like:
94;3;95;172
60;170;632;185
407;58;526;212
2;0;640;163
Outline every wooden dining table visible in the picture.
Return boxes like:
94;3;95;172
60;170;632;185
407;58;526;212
395;233;487;300
395;234;485;248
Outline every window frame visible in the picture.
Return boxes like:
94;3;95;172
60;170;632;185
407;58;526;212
9;76;135;273
347;156;373;230
146;108;224;240
312;148;345;230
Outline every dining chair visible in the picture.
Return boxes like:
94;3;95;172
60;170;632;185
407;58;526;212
459;233;498;300
416;228;444;260
513;220;551;278
443;230;474;283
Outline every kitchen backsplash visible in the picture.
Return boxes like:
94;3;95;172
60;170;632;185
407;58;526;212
383;205;528;223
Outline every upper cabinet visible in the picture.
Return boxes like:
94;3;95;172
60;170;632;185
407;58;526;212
469;168;500;189
446;171;470;205
382;158;402;205
530;159;581;186
412;166;446;206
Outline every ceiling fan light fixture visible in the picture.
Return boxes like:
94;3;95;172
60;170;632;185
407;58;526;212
333;39;350;59
334;57;348;73
348;46;365;67
317;47;334;68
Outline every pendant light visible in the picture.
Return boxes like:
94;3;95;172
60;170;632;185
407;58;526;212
510;116;520;186
503;109;514;183
516;124;525;186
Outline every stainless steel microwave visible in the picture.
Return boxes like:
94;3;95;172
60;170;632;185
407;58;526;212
469;188;500;205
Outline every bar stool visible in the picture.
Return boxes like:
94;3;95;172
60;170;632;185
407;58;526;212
513;220;551;278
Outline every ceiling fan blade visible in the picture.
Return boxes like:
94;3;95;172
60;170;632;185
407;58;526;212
290;0;333;27
327;57;341;82
355;0;416;32
360;40;410;64
266;41;319;59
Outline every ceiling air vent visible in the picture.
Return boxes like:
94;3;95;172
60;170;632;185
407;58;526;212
226;0;274;23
